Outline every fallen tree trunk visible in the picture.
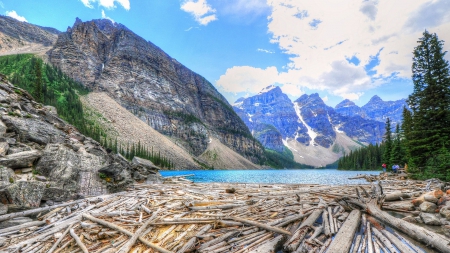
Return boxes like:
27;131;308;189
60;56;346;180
337;182;450;253
326;209;361;253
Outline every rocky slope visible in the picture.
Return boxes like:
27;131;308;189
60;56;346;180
234;86;385;167
0;15;59;56
0;74;161;210
335;95;407;125
47;18;264;164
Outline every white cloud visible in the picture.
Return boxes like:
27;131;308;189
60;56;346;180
5;10;27;22
101;9;115;23
280;84;303;97
257;48;274;54
216;66;279;94
322;96;329;102
80;0;130;10
218;0;450;102
181;0;217;25
185;26;199;32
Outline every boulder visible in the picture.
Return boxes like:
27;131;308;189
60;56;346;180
419;201;437;213
424;194;439;204
42;187;72;202
7;143;32;155
0;121;6;137
132;156;160;171
0;166;14;188
0;217;33;229
0;142;8;156
6;181;46;207
146;172;164;184
34;175;47;182
440;206;450;220
438;196;450;206
2;116;66;145
403;216;417;223
0;150;42;169
420;212;442;226
0;203;7;215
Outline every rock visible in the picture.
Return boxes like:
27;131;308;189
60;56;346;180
0;142;8;156
132;156;160;171
415;216;424;223
438;196;450;206
433;189;444;199
46;200;54;206
386;200;415;211
0;121;6;137
146;172;164;184
42;187;72;202
7;143;32;155
44;105;57;115
440;206;450;220
0;166;15;188
420;212;442;225
20;168;32;173
0;150;42;169
34;175;47;182
0;203;7;215
0;236;5;247
2;116;66;145
420;201;437;213
424;194;439;204
6;181;46;207
403;216;417;223
0;217;33;229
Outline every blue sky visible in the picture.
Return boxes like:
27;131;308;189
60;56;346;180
3;0;450;107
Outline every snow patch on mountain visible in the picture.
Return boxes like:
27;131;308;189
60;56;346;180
294;102;317;146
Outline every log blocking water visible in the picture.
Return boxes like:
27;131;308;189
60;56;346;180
0;178;447;252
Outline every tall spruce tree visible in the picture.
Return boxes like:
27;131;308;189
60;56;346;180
33;60;43;103
390;124;404;166
407;31;450;177
383;117;393;170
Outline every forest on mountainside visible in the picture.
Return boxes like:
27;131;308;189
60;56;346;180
338;31;450;181
0;54;174;169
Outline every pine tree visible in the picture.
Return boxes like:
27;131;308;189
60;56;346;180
383;118;393;170
390;124;404;166
407;30;450;177
33;60;43;103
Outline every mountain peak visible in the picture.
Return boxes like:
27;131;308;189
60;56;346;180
368;95;383;104
258;85;279;95
335;99;357;109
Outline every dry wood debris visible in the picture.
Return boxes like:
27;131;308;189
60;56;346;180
0;178;447;252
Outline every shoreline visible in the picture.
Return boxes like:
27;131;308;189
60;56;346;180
0;179;447;252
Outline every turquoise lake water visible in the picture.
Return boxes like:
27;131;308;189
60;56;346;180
160;169;379;185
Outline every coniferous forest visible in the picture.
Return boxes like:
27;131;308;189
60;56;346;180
339;31;450;181
0;54;174;169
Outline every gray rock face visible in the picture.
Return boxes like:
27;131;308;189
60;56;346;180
47;18;264;164
420;212;442;226
0;16;59;47
6;181;46;207
420;201;437;213
440;206;450;220
2;116;66;145
0;142;9;156
132;156;160;171
0;150;42;169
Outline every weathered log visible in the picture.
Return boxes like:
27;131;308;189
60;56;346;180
337;182;450;253
384;191;410;201
371;226;397;253
326;209;361;253
351;234;361;253
322;210;331;236
198;230;239;251
0;220;46;235
117;209;159;253
228;216;291;235
176;224;211;253
70;228;89;253
82;213;173;253
47;224;73;253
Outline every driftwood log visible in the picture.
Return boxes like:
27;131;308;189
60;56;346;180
337;182;450;253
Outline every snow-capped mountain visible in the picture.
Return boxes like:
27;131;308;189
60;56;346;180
335;95;407;125
233;86;386;167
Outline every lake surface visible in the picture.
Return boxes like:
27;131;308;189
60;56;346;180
160;169;379;185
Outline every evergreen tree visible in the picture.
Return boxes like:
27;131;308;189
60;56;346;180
33;60;43;103
390;124;405;166
383;118;393;170
407;30;450;178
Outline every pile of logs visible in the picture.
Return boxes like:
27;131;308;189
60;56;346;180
0;181;448;252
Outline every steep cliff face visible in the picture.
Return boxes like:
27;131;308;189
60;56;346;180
47;18;264;164
0;15;59;55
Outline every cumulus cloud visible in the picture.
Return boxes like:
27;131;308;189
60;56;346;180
101;9;115;23
80;0;130;10
181;0;217;26
217;0;450;102
216;66;279;94
5;10;27;22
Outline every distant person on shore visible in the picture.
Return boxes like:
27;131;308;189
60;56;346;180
382;163;386;173
392;164;399;173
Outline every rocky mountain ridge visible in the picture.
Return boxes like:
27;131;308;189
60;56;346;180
0;74;162;212
335;95;407;125
47;18;264;165
234;86;387;167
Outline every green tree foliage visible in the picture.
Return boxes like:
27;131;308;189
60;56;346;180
264;147;313;169
338;143;384;170
405;31;450;179
33;60;43;103
383;117;393;170
390;124;406;166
